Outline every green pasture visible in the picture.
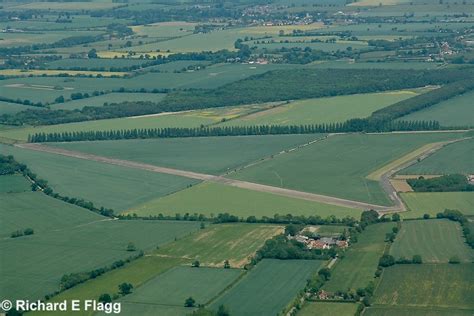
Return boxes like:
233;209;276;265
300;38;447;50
364;306;473;316
390;219;474;263
0;220;200;301
121;266;242;306
0;144;198;211
0;30;104;48
0;100;40;115
11;2;122;10
253;40;370;52
221;90;420;126
398;91;474;127
49;134;322;175
400;138;474;175
298;302;360;316
373;264;474;309
155;223;283;268
230;133;463;206
0;174;31;192
0;191;103;237
401;192;474;218
45;58;150;71
31;257;185;316
211;259;323;316
323;222;395;292
129;181;362;219
53;93;166;110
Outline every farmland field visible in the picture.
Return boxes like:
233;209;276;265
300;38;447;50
0;220;200;301
230;133;463;206
0;191;103;237
400;138;474;175
373;264;474;310
298;302;360;316
121;267;242;306
30;257;186;316
53;92;167;110
0;174;31;192
210;259;323;316
0;103;274;142
323;222;395;292
364;306;473;316
0;100;40;115
398;91;474;127
389;219;474;263
0;144;198;211
155;223;283;268
220;90;420;126
401;192;474;218
129;181;363;219
48;134;323;175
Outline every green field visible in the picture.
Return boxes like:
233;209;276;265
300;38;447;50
220;90;419;126
298;302;360;316
0;144;198;211
49;134;322;175
31;257;186;316
129;181;363;219
0;191;104;237
400;138;474;175
373;264;474;310
364;306;474;316
0;220;200;301
390;219;474;263
0;100;40;115
211;259;323;316
401;192;474;218
0;174;31;192
323;222;395;292
398;91;474;127
121;266;242;306
53;93;166;110
230;133;463;206
155;223;283;268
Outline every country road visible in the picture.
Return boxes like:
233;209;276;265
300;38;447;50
15;143;394;212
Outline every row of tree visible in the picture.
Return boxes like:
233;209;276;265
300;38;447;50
28;120;441;143
407;174;474;192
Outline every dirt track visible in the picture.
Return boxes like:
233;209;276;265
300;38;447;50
15;143;393;211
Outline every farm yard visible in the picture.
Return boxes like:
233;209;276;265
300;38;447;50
389;219;474;263
1;0;473;314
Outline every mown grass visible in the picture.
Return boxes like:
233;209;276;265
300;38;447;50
0;174;31;193
0;144;198;211
323;222;395;292
155;223;283;268
373;264;474;310
401;192;474;218
390;219;474;263
230;133;463;206
128;181;363;219
211;259;323;316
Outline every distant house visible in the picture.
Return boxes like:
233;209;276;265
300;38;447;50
308;240;330;250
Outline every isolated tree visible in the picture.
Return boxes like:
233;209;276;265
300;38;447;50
217;305;230;316
378;254;395;267
184;297;196;307
192;260;200;268
224;260;230;269
423;214;431;219
55;95;65;103
412;255;422;264
87;48;98;59
98;293;112;303
318;268;331;281
126;242;136;252
118;282;133;295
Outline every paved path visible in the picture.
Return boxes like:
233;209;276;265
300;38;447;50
16;143;392;211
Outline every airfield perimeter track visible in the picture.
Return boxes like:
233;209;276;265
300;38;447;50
15;143;394;212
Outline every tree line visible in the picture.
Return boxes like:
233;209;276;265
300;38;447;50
28;120;441;143
407;174;474;192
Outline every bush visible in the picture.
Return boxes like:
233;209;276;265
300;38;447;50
379;254;395;267
185;297;196;307
412;255;423;264
449;256;461;264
